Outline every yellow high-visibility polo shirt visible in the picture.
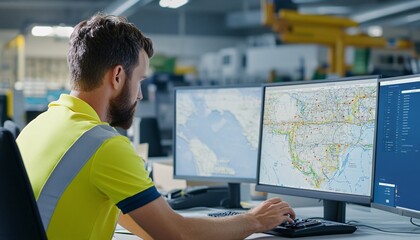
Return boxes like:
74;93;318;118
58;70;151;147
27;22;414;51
17;94;160;240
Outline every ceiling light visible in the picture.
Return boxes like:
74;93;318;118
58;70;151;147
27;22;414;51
31;26;53;37
110;0;140;15
159;0;189;9
31;25;74;38
300;6;350;15
352;1;420;23
293;0;326;3
405;13;420;23
367;26;383;37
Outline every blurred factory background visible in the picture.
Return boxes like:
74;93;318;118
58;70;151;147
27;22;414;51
1;0;420;155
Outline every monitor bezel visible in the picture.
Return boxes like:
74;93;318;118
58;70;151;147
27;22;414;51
173;84;262;184
371;74;420;219
256;76;379;205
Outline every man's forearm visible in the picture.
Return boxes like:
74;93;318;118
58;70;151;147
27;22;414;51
179;213;261;240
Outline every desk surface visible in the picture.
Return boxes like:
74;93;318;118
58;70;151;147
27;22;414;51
114;204;420;239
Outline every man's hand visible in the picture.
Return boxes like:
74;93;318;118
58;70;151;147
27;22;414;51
246;197;296;232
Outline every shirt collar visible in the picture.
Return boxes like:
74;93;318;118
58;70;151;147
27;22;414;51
48;94;106;124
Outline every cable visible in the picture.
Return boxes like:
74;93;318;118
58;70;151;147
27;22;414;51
347;220;420;235
114;231;134;235
307;217;324;220
410;218;420;227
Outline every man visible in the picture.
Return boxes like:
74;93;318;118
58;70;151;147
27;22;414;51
17;13;296;240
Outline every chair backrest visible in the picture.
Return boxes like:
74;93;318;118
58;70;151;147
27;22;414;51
0;95;7;127
139;117;164;157
0;128;47;240
3;120;20;139
25;110;45;124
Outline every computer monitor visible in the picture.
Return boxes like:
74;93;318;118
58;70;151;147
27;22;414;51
372;74;420;219
256;76;378;223
174;85;262;208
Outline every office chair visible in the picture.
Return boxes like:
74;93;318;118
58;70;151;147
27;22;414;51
25;110;46;124
0;128;48;240
3;120;20;139
0;94;7;127
139;117;165;157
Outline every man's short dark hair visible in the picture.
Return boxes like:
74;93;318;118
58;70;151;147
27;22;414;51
68;13;154;91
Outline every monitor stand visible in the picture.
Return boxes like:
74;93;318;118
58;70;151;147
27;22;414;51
323;200;346;223
166;182;244;210
220;183;243;209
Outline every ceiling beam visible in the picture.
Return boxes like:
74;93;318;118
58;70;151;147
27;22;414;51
0;1;107;10
105;0;153;17
373;12;420;27
352;0;420;23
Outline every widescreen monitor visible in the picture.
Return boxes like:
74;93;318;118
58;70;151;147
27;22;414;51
256;76;378;222
174;85;262;208
372;74;420;219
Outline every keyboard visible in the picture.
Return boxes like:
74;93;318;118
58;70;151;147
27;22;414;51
207;210;243;217
265;218;357;238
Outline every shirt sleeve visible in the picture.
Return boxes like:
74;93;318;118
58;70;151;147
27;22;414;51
90;135;160;213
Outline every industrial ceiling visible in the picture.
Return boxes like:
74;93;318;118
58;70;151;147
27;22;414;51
0;0;420;37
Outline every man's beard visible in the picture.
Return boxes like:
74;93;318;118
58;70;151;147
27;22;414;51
108;81;137;130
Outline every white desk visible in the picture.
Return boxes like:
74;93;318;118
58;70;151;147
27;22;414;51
114;204;420;239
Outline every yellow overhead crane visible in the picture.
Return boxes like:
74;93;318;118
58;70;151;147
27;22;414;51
261;0;412;77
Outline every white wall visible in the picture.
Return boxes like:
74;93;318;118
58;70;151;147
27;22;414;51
219;47;244;78
0;29;19;48
246;44;328;81
148;34;244;66
23;33;244;68
0;29;20;82
5;33;244;88
381;26;420;41
198;52;220;82
25;35;69;58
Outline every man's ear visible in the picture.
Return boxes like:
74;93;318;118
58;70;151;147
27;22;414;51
111;65;125;90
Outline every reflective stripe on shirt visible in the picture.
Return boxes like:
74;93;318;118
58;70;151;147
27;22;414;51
37;125;119;230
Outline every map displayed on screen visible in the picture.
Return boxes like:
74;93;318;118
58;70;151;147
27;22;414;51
259;80;377;196
175;87;261;180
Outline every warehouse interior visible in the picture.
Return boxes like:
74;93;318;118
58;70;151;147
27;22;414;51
2;1;420;239
1;0;420;137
